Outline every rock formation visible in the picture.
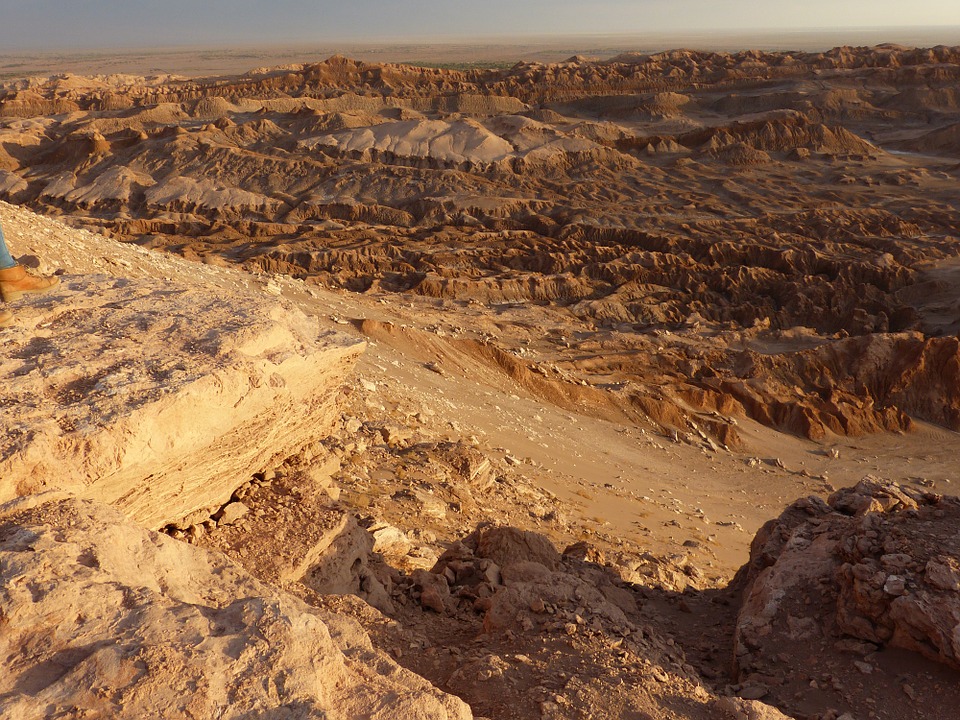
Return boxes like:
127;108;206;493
733;479;960;719
0;202;363;528
0;492;472;719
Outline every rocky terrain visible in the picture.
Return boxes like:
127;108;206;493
1;44;960;719
3;46;960;450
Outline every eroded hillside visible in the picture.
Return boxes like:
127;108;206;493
3;42;960;719
2;46;960;451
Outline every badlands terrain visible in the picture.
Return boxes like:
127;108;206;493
1;43;960;719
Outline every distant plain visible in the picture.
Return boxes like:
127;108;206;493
3;27;960;78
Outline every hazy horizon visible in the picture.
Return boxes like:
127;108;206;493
1;1;958;51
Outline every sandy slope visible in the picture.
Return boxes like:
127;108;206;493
248;269;959;579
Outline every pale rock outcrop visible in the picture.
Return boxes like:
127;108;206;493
0;169;28;197
0;202;363;529
38;170;78;200
0;492;472;720
65;164;156;206
144;175;282;215
302;118;516;164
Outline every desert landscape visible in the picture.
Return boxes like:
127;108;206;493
1;39;960;719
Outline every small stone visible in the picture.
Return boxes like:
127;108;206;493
479;560;501;585
474;597;493;612
380;424;412;447
419;585;447;613
880;554;912;572
883;575;906;596
370;523;413;558
217;501;250;526
738;684;769;700
926;557;960;591
540;700;559;714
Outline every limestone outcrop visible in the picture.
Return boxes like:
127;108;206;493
0;203;363;528
0;492;472;719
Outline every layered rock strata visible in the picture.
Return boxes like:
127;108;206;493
0;203;363;528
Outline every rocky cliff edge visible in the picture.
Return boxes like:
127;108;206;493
0;201;364;528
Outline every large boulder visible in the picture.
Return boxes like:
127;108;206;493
0;202;363;528
0;492;472;720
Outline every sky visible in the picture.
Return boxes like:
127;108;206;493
0;0;958;50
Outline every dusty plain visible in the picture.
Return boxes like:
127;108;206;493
4;29;960;78
2;39;960;719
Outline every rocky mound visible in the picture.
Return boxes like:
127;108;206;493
680;114;878;157
302;118;516;165
0;492;472;719
733;479;960;719
381;524;791;720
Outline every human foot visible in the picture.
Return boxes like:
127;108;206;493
0;265;59;302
